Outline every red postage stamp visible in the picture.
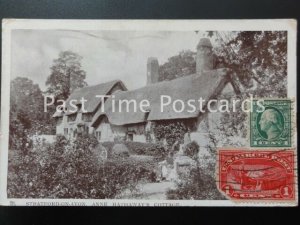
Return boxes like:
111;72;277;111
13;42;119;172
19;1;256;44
218;149;296;201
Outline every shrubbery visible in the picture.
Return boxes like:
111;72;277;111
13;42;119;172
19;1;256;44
166;167;225;200
184;141;199;160
7;134;156;198
153;120;196;147
166;140;224;200
102;141;167;159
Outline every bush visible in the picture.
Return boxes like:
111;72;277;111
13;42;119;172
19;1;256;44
124;141;153;154
7;135;155;199
166;166;225;200
102;141;167;159
184;141;199;160
73;134;98;150
101;142;115;155
153;120;195;147
112;144;130;158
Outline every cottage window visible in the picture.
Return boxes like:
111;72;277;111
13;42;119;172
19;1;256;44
73;129;77;138
127;133;133;141
64;128;68;135
82;113;93;122
56;117;63;125
67;114;77;122
95;131;101;141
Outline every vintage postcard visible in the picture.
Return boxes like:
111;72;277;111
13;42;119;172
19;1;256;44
0;19;297;206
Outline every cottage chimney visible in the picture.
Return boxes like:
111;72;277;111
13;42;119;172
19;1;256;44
196;38;214;74
147;57;159;85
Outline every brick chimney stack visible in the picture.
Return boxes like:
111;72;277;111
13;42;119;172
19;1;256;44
147;57;159;85
196;38;214;74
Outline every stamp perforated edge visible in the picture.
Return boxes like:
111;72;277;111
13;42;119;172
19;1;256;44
215;147;298;205
246;98;296;148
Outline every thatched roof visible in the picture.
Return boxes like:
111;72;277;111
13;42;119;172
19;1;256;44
53;110;63;118
91;68;231;126
53;80;127;117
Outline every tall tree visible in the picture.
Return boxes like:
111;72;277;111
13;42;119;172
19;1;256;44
45;51;87;103
10;77;44;122
211;31;287;147
212;31;287;97
158;50;196;81
158;31;287;149
10;77;54;150
158;31;287;98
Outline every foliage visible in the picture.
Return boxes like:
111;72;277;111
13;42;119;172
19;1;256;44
111;143;130;158
158;31;287;149
9;77;55;150
213;31;287;98
73;133;99;150
125;141;167;158
166;166;225;200
153;120;195;147
167;149;224;200
7;135;155;199
158;50;196;81
45;51;87;104
102;141;167;159
158;31;287;98
184;141;199;160
167;138;224;200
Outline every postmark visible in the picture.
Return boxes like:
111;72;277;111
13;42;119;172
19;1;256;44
217;149;296;201
250;99;292;147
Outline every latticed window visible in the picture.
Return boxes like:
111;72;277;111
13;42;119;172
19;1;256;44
95;131;101;140
64;128;68;135
56;117;63;125
82;113;93;122
67;114;77;122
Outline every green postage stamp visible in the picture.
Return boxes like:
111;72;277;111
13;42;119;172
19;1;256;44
250;99;292;147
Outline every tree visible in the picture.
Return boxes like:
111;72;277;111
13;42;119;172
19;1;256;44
9;77;55;150
45;51;87;104
10;77;44;120
158;50;196;81
212;31;287;98
158;31;287;149
158;31;287;98
153;120;195;148
210;31;287;148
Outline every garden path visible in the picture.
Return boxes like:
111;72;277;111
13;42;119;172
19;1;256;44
135;181;176;200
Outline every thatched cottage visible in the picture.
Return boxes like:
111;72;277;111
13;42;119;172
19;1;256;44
53;79;127;138
53;38;239;150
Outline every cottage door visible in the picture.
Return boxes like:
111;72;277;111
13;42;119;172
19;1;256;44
127;133;133;141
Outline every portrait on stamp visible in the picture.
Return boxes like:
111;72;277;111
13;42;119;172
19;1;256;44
250;100;292;147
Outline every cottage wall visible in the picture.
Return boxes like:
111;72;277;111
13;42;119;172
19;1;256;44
191;82;237;155
55;81;127;139
55;117;64;135
94;119;147;143
127;123;147;142
111;125;127;140
95;121;114;142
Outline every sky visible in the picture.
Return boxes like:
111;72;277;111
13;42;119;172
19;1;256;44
11;29;210;91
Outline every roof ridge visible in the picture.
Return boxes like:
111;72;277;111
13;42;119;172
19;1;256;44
73;79;121;92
